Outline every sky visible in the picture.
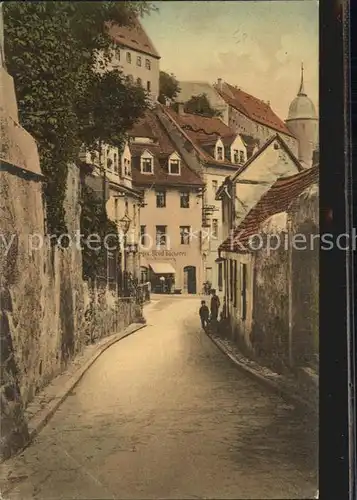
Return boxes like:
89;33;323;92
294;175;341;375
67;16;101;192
141;0;319;120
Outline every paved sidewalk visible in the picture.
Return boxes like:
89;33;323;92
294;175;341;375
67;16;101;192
206;330;318;412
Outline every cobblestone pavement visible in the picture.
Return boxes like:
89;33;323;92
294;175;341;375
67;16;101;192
2;297;318;499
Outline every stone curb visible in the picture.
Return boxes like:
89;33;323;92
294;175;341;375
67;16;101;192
206;331;316;412
0;323;147;492
27;323;147;443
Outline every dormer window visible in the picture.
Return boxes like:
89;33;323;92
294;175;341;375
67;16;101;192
239;150;245;164
169;159;180;175
168;152;181;175
123;158;131;177
233;149;239;164
113;153;119;174
141;152;154;174
216;146;223;161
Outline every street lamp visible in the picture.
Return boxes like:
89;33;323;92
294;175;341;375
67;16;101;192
118;213;131;235
118;213;131;295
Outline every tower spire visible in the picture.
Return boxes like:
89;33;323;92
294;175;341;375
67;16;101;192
298;61;306;96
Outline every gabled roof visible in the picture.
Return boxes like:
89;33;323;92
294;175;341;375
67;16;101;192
107;18;160;59
230;134;303;183
128;110;176;155
215;83;294;137
219;164;319;253
128;110;203;188
164;108;245;168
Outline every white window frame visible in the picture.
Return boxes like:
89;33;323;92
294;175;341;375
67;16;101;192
216;146;223;161
141;152;154;174
169;158;181;175
180;226;191;245
232;149;239;164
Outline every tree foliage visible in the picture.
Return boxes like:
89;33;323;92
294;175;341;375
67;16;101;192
3;1;153;237
183;93;222;118
158;71;180;104
77;70;149;152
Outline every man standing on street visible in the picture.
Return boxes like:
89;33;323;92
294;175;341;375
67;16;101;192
210;289;220;322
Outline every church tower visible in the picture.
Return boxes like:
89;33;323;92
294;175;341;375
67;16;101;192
286;64;318;168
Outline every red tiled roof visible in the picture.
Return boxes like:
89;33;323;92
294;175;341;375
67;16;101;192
216;83;294;137
108;18;160;59
220;165;319;253
164;108;242;167
128;111;203;188
166;108;233;138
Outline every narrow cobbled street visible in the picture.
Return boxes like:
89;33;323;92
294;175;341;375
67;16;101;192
3;297;317;500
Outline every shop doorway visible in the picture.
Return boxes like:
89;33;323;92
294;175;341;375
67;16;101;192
184;266;197;294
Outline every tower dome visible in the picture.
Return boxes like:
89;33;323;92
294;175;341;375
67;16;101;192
287;63;317;120
286;63;318;169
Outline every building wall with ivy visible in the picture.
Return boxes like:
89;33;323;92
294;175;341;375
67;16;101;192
0;162;143;459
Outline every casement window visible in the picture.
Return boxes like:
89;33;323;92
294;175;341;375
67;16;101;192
239;150;245;164
124;158;132;176
137;56;142;67
233;149;239;164
113;153;119;174
212;180;218;193
140;225;146;246
147;81;151;92
180;191;190;208
241;263;247;320
169;159;180;175
156;190;166;208
180;226;191;245
216;146;223;161
145;58;151;70
156;225;167;247
212;219;218;238
141;156;153;174
126;52;131;63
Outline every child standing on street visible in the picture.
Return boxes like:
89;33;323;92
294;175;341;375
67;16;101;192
199;300;210;330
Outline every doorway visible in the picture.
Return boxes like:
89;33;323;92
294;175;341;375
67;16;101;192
184;266;197;294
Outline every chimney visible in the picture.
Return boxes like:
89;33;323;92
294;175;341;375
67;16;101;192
177;102;185;115
217;78;223;91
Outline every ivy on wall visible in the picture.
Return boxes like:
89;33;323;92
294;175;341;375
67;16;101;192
80;184;119;282
3;1;153;239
